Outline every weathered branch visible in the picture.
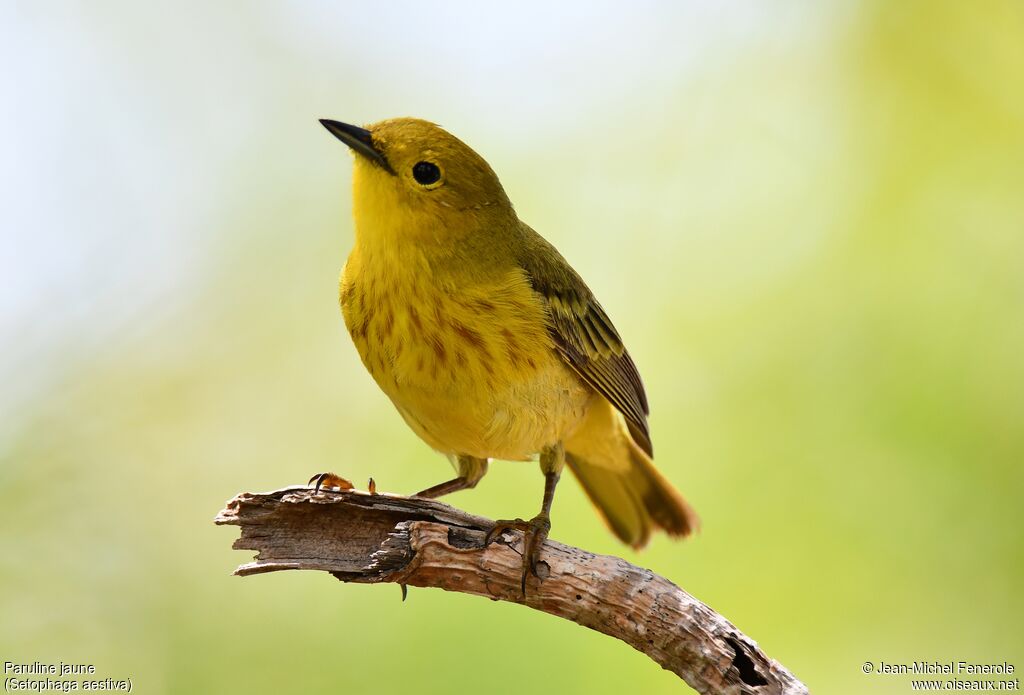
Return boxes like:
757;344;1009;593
215;487;808;695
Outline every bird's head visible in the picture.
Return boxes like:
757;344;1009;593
320;117;513;246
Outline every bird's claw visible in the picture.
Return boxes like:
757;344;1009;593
484;514;551;596
307;472;354;494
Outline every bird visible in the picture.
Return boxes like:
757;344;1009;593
316;117;698;591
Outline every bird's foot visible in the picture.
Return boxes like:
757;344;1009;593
307;472;354;494
308;473;379;495
484;513;551;596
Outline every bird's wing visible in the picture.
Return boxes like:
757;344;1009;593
517;231;653;457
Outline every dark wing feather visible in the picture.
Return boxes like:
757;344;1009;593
518;229;653;456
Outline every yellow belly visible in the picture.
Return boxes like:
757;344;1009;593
341;252;592;460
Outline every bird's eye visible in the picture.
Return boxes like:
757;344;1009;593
412;161;442;186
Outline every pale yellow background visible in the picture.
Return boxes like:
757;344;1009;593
2;2;1022;693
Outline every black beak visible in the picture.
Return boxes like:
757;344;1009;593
319;119;395;175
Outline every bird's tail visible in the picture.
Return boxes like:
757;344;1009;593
564;397;699;549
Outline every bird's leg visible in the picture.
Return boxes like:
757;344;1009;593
415;477;474;498
415;455;488;498
485;443;564;595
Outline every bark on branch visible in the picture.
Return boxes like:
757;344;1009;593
215;487;809;695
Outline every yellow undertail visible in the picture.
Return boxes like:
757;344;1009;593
565;397;699;548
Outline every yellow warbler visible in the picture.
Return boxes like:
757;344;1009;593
319;117;698;587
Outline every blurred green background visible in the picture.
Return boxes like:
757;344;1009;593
2;2;1022;693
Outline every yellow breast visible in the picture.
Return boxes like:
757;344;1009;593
340;246;592;460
